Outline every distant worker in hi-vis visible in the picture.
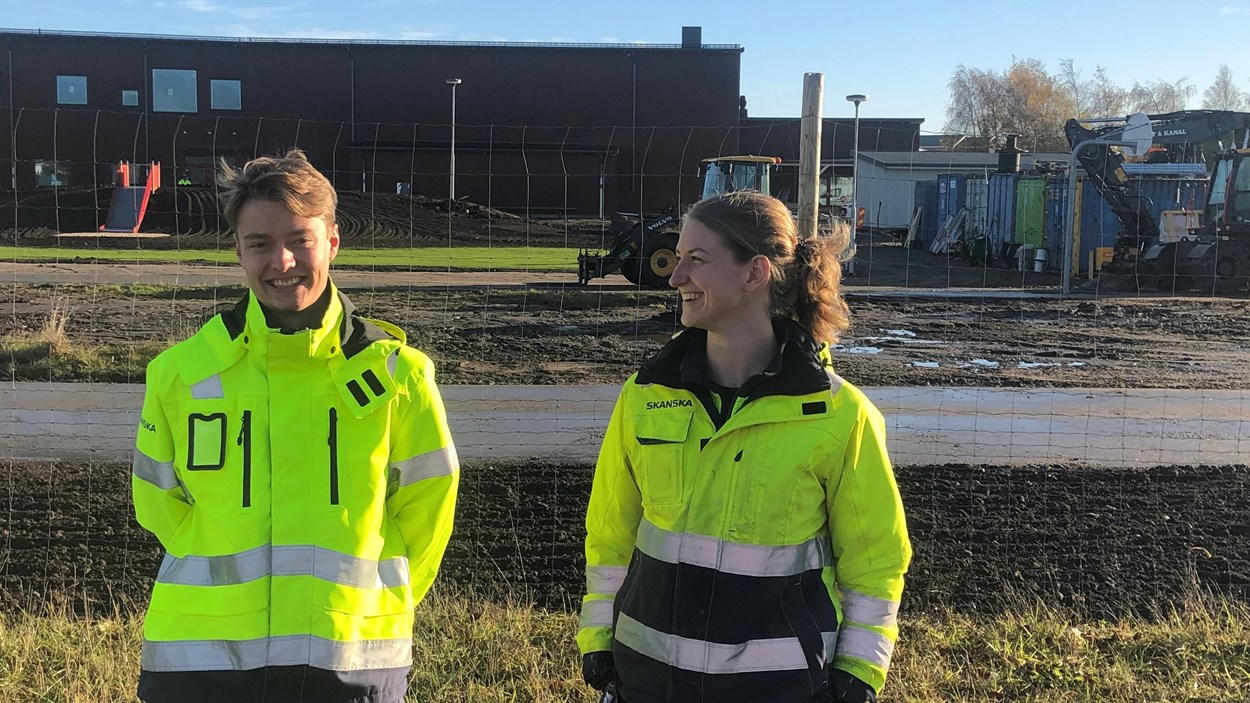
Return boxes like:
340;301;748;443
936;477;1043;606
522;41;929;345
579;191;911;703
131;149;459;703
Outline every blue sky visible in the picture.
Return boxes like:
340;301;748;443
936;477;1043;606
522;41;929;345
5;0;1248;132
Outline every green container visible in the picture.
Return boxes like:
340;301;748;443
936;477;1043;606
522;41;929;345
1015;177;1046;248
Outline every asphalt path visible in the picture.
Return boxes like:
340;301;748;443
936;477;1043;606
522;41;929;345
3;382;1244;467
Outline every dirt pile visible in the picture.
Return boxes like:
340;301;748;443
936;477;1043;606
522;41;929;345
0;186;600;249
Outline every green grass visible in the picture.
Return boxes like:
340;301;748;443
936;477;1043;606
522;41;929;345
3;591;1247;702
0;246;582;271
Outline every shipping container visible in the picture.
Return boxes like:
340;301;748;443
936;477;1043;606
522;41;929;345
1015;177;1046;248
1044;176;1210;274
936;173;968;240
913;180;939;248
1044;182;1070;263
987;173;1018;252
965;177;990;238
1076;176;1208;270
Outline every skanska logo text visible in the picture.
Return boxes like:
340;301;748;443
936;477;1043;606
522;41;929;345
646;399;693;410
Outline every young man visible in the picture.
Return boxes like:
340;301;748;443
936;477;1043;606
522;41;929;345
132;149;459;703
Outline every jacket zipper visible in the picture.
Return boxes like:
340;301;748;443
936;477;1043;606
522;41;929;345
237;410;252;508
328;407;340;505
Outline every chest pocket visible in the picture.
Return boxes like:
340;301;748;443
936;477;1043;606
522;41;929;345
187;413;228;470
632;410;692;506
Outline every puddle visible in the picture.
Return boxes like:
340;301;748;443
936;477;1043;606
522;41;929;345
1018;361;1060;369
832;345;884;355
863;336;949;346
911;361;940;368
880;328;917;337
958;358;1000;369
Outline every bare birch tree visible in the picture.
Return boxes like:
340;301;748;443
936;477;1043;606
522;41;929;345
1201;64;1248;111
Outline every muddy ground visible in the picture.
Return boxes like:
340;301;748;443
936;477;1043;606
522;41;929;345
1;460;1245;618
3;281;1249;388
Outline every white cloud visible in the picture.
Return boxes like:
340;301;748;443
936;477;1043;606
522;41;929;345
180;0;219;12
1220;5;1244;13
229;5;294;21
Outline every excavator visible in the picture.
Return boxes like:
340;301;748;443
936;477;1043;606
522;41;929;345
577;155;780;288
1064;110;1250;293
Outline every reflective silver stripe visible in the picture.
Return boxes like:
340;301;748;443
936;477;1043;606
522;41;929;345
636;519;831;577
268;634;412;670
580;598;615;629
133;449;180;491
836;625;894;668
615;613;835;674
142;637;268;671
157;544;409;589
840;589;899;629
272;545;409;589
190;374;224;399
158;546;269;586
389;446;459;487
142;635;412;672
387;350;398;378
586;566;627;595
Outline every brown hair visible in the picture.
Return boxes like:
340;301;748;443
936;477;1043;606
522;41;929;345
218;148;337;232
684;190;852;343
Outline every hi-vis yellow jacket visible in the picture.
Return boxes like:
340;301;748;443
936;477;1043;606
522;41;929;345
132;286;458;693
579;321;911;702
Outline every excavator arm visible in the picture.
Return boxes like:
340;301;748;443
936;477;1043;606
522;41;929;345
1064;119;1160;251
1065;110;1250;254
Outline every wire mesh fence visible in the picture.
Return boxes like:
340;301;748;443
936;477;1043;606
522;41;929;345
0;107;1247;630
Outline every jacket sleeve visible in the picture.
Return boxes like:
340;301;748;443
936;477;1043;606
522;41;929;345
386;349;459;606
578;387;643;654
827;401;912;693
132;370;192;549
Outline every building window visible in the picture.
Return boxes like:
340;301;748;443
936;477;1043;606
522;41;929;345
34;160;71;187
210;79;241;110
56;76;88;105
152;69;197;113
122;90;139;106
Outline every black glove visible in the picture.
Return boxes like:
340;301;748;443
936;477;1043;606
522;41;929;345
582;651;616;692
827;669;876;703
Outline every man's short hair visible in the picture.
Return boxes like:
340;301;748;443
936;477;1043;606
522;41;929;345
218;149;337;232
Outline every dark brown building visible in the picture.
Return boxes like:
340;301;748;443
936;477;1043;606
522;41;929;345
1;28;921;218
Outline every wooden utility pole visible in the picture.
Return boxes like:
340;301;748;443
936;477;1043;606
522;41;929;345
797;73;823;240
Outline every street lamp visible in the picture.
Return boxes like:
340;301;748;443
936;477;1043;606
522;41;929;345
446;78;462;202
845;94;868;241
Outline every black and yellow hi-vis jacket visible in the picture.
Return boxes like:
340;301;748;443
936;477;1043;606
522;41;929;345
579;320;911;702
132;284;458;703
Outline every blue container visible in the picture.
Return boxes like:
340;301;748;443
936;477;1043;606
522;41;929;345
1047;176;1210;273
986;173;1017;251
935;174;968;239
1044;181;1071;269
1078;177;1209;264
913;180;939;248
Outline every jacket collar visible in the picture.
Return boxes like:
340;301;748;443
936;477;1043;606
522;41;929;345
220;282;345;361
637;318;831;400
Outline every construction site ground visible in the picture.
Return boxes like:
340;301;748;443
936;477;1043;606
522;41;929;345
1;274;1248;389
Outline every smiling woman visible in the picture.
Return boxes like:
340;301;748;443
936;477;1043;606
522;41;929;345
579;190;911;703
